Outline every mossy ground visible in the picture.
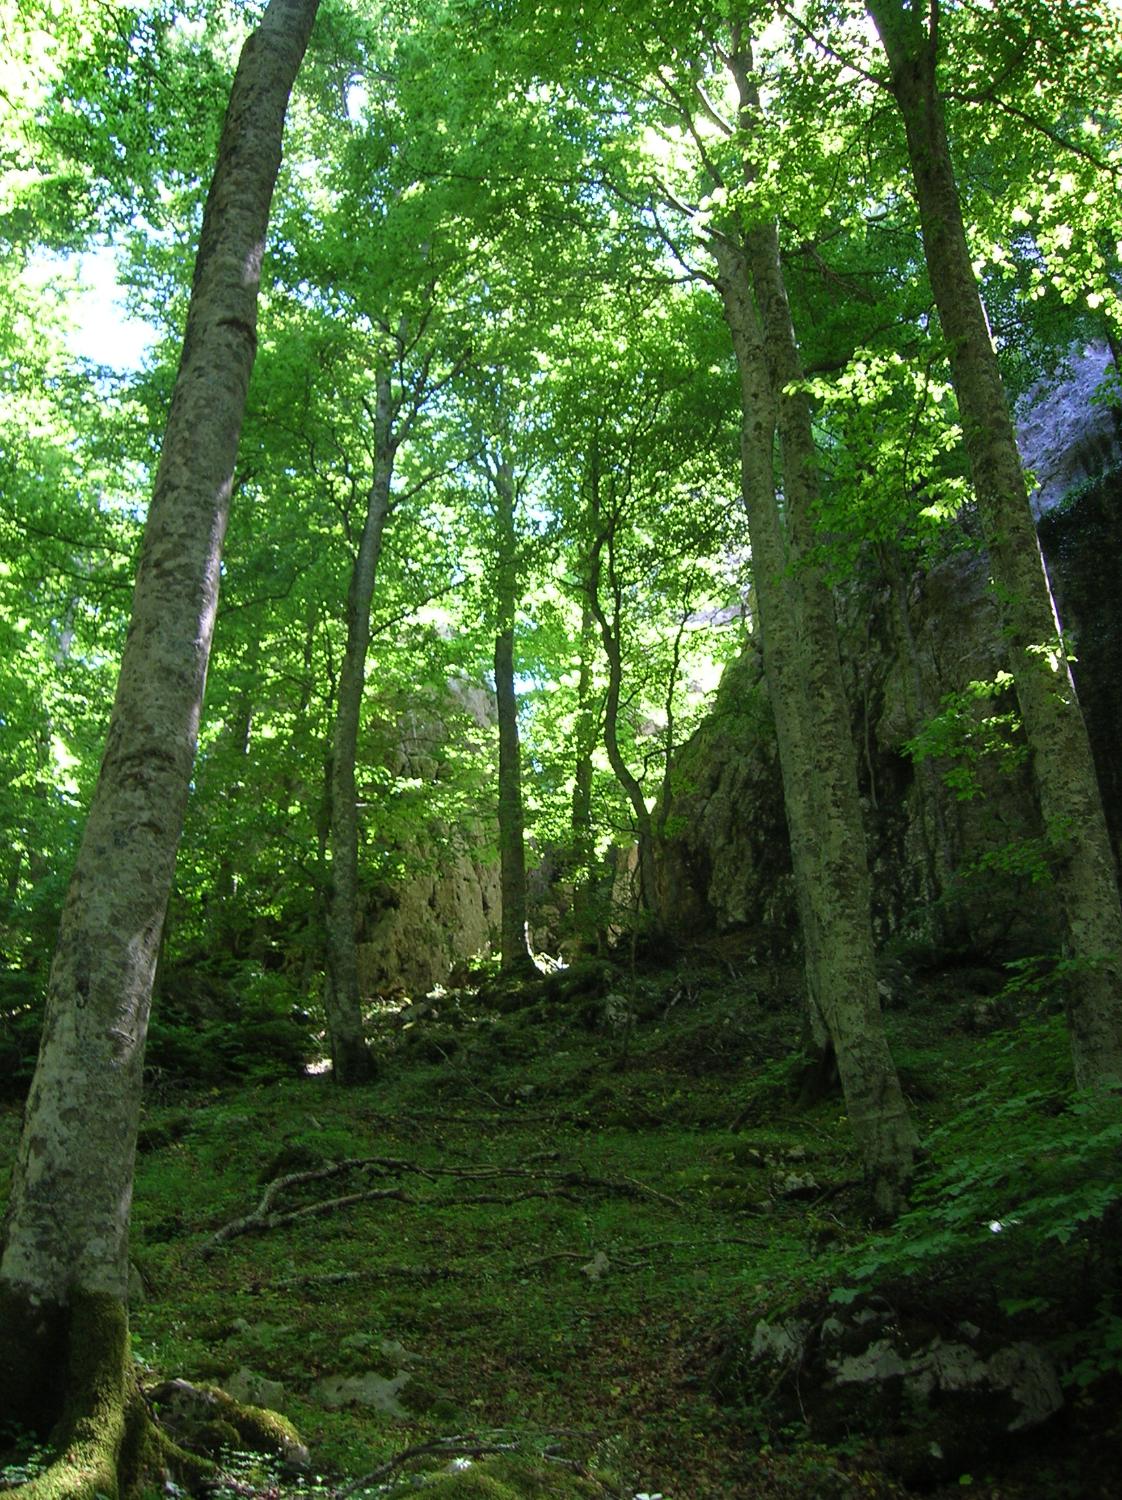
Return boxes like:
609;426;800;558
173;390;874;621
1;954;1118;1498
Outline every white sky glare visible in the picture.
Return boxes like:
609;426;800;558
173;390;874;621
27;246;156;371
67;247;155;369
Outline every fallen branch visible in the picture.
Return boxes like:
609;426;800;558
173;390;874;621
524;1234;765;1273
200;1156;679;1254
337;1435;520;1498
336;1428;612;1499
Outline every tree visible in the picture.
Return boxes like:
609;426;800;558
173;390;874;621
865;0;1122;1087
0;1;320;1491
487;451;537;972
581;4;918;1208
323;363;394;1082
528;282;742;945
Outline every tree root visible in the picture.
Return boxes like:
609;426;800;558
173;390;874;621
201;1156;682;1253
0;1291;213;1500
337;1432;611;1499
0;1291;318;1499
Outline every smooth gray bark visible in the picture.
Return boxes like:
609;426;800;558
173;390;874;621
0;0;319;1396
867;0;1122;1086
323;366;395;1084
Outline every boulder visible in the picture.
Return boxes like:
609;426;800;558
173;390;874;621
147;1376;310;1472
311;1369;412;1415
720;1299;1062;1486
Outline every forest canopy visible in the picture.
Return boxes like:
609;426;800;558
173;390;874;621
1;1;1122;1497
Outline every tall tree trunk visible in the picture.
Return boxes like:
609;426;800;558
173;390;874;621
867;0;1122;1086
586;504;659;917
215;632;261;921
492;460;534;972
568;584;599;945
710;24;916;1213
0;0;319;1484
324;366;395;1083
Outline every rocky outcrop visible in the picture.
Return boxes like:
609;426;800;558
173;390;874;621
657;455;1122;964
355;675;500;996
723;1299;1063;1486
356;841;499;997
1017;342;1121;516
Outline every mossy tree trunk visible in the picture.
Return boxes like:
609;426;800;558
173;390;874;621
711;22;917;1214
867;0;1122;1086
0;0;319;1489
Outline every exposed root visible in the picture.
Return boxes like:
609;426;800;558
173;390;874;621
202;1156;681;1253
0;1292;212;1500
0;1292;316;1499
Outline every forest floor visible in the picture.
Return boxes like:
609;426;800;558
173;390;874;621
1;951;1119;1498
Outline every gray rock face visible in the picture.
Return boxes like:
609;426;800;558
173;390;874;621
1017;343;1121;516
355;675;501;996
724;1302;1061;1485
657;468;1122;963
657;547;1055;958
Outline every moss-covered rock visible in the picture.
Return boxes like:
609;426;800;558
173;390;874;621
383;1454;602;1498
192;1418;241;1455
146;1377;310;1472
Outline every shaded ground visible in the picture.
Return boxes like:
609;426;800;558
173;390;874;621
1;954;1118;1497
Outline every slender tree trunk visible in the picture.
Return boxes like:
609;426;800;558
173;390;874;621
324;366;395;1082
492;460;534;972
0;0;319;1482
867;0;1122;1086
586;478;659;916
215;632;260;919
710;24;917;1213
569;585;599;944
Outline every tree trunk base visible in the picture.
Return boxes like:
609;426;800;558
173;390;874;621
332;1036;377;1085
793;1036;839;1108
0;1290;212;1500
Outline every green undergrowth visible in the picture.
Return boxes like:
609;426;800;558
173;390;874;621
2;955;1119;1498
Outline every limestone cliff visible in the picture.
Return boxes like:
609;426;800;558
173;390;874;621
657;409;1122;965
354;675;500;996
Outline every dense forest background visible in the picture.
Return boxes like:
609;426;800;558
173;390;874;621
1;1;1122;1497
